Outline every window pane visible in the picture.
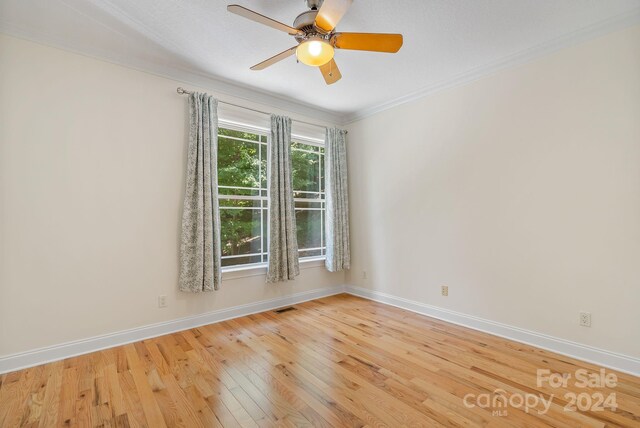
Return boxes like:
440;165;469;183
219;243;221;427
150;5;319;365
292;142;319;152
299;248;323;258
292;140;325;259
291;149;321;194
260;143;267;189
294;191;321;200
220;207;263;257
262;203;268;256
296;209;322;250
219;187;261;197
219;128;260;142
218;127;268;269
320;151;325;194
222;255;262;267
219;198;263;208
218;137;260;189
295;201;322;209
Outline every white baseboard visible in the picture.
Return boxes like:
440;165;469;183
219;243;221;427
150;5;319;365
0;285;346;374
345;285;640;377
4;285;638;377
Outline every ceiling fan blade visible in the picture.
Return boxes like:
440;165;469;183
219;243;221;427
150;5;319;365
332;32;403;53
314;0;352;33
319;58;342;85
227;5;301;35
250;46;298;70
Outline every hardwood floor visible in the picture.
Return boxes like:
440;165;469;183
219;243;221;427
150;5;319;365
1;294;639;427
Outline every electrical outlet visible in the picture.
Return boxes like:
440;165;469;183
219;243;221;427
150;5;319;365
441;285;449;297
579;312;591;327
158;295;167;308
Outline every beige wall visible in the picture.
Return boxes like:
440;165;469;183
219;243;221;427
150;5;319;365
346;26;640;358
0;35;344;357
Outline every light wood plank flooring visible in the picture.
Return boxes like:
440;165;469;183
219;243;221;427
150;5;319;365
1;294;639;427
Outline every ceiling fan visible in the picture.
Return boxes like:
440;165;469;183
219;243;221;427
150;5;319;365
227;0;403;85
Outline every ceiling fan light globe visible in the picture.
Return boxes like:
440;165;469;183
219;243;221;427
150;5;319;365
297;39;334;67
308;40;323;56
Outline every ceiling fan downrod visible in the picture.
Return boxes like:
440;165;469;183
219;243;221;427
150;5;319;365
306;0;323;11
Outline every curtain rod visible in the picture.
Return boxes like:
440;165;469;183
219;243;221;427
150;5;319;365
176;87;344;133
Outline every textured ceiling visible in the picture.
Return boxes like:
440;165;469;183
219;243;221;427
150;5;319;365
1;0;639;122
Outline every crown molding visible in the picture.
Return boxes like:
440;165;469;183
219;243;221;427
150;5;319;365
1;5;638;127
0;21;344;125
344;7;640;124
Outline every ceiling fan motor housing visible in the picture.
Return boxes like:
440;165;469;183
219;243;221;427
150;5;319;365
295;0;331;39
294;10;332;43
294;10;319;37
294;1;333;42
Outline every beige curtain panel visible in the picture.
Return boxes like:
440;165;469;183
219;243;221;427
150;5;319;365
267;114;300;283
325;127;350;272
179;93;222;292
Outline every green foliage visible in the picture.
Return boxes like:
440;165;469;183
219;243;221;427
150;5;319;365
291;142;324;195
217;128;264;259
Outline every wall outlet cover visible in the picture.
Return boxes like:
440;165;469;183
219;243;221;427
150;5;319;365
158;295;167;308
579;312;591;327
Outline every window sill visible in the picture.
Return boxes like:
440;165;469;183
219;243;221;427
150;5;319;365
221;257;326;281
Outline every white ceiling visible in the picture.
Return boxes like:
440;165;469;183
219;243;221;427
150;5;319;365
1;0;639;123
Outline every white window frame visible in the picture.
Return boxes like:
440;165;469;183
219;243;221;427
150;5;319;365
291;136;327;261
218;119;326;273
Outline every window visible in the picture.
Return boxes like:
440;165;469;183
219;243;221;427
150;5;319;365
217;124;325;269
217;126;268;268
291;141;326;259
